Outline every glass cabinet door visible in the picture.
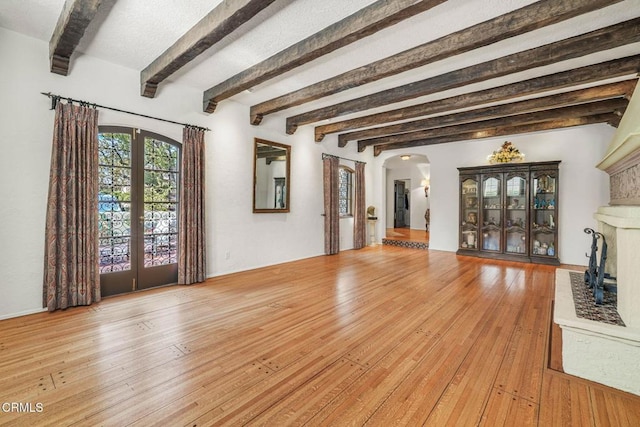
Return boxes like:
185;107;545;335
460;177;479;250
505;174;527;255
481;175;501;252
531;171;557;258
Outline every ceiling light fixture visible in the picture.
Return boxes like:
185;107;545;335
400;155;411;160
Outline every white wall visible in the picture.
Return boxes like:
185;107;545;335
373;128;613;265
0;28;370;319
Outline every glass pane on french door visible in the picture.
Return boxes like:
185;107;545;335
99;129;134;296
139;134;179;289
98;127;180;297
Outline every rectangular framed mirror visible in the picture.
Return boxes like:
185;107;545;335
253;138;291;213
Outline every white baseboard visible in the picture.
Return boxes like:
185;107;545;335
206;252;324;279
0;307;47;321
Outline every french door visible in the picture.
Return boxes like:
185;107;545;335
98;126;180;297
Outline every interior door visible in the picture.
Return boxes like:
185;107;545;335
98;127;180;297
394;180;406;228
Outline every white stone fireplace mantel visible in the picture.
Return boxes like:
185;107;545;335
554;205;640;396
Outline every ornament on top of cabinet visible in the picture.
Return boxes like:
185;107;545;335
487;141;525;164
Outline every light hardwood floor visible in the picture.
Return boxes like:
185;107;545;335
385;228;429;244
1;247;639;426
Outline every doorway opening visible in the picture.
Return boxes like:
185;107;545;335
98;126;181;297
384;155;430;249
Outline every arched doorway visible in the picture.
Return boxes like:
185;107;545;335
383;154;430;248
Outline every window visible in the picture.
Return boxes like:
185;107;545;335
339;166;353;217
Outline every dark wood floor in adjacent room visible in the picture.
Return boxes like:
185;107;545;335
1;246;639;426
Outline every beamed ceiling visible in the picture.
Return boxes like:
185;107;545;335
1;0;639;156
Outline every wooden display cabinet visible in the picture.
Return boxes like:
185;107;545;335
457;161;560;265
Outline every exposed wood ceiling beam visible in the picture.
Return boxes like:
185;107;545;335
49;0;103;75
256;147;286;158
345;80;636;148
287;17;640;134
313;55;640;141
140;0;276;98
202;0;447;113
249;0;620;124
360;98;628;152
373;113;618;156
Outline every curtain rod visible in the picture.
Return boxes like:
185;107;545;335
41;92;211;132
322;153;365;164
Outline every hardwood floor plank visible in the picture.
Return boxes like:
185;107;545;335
479;388;539;427
187;356;366;426
493;268;555;404
422;275;528;426
309;265;506;425
494;297;548;403
538;372;594;427
244;358;367;426
128;361;276;426
366;265;528;426
589;386;640;426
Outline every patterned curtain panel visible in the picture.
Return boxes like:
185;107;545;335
178;127;207;284
353;162;367;249
323;155;340;255
43;103;100;311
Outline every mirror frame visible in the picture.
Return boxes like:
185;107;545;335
253;138;291;213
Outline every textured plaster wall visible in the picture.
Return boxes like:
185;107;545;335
562;328;640;396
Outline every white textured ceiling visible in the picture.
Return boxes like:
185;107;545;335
1;0;639;124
